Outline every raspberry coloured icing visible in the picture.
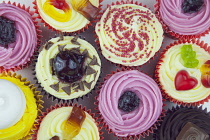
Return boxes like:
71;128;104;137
0;3;37;70
159;0;210;35
98;70;163;137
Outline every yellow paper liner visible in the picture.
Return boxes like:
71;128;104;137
154;0;210;40
155;38;210;106
0;1;42;73
94;67;166;140
94;0;163;68
0;71;43;140
32;103;104;140
32;0;103;34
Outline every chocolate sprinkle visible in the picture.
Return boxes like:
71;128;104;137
89;55;100;66
86;66;96;75
71;36;80;45
45;41;54;50
62;85;71;95
50;82;59;91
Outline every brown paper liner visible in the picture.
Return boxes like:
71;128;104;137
94;0;163;68
94;67;166;140
32;0;103;34
0;71;43;140
32;103;104;140
0;1;42;73
154;0;210;40
155;38;210;106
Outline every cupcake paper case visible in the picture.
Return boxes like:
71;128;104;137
95;0;164;67
155;39;210;106
95;68;164;139
32;103;103;140
154;0;210;39
0;71;43;140
0;2;41;73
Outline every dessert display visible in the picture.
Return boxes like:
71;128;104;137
0;71;43;140
35;105;100;140
0;2;39;72
97;69;163;138
95;2;164;66
34;0;100;32
156;39;210;105
154;105;210;140
36;36;101;100
155;0;210;39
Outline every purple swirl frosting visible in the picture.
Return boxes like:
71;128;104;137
98;70;163;137
159;0;210;35
0;3;37;69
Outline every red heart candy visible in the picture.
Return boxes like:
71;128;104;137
175;70;198;91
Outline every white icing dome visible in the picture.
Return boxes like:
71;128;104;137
0;79;26;129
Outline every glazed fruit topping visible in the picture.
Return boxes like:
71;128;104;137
118;91;140;112
49;0;70;11
181;44;199;68
182;0;204;14
200;60;210;88
62;106;86;139
175;70;198;90
53;49;86;83
0;16;16;47
50;136;60;140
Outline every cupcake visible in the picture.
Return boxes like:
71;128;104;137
34;0;101;32
36;36;101;101
96;69;163;138
33;103;102;140
95;1;164;66
0;71;43;140
154;105;210;140
155;0;210;39
0;2;41;72
156;39;210;106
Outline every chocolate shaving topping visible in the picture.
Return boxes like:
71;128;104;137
86;66;96;75
79;82;85;91
71;36;80;45
50;136;60;140
70;47;81;55
82;49;90;59
83;81;93;89
45;41;54;50
58;33;64;42
89;55;100;66
62;85;71;95
58;44;66;52
50;82;59;91
72;82;79;88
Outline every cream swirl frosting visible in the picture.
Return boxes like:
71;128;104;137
37;107;99;140
158;43;210;103
98;70;163;136
36;0;99;32
0;3;37;69
95;4;163;66
159;0;210;35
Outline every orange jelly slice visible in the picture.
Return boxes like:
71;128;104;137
43;0;71;22
200;60;210;74
62;106;86;139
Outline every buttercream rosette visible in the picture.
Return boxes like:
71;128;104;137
155;39;210;106
0;71;43;140
95;0;164;67
95;67;165;139
153;105;210;140
33;0;103;33
32;103;103;140
0;1;42;73
154;0;210;39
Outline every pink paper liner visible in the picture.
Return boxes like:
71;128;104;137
94;67;166;140
154;0;210;40
32;103;104;140
32;0;103;34
155;38;210;106
0;1;42;73
94;0;164;68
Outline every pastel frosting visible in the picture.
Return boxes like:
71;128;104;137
158;43;210;103
0;3;37;69
36;36;101;100
95;4;163;66
159;0;210;35
98;70;163;137
0;76;37;140
37;107;99;140
36;0;99;32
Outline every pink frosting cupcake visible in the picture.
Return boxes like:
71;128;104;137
0;2;41;72
96;69;164;139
